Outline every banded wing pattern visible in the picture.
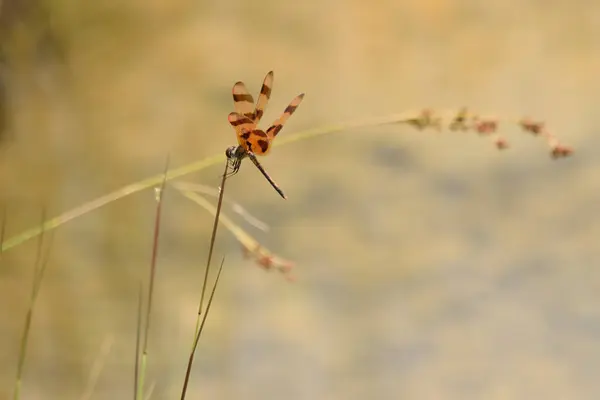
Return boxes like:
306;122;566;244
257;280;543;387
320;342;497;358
232;81;254;120
226;70;304;199
252;71;273;124
232;71;273;124
266;93;304;140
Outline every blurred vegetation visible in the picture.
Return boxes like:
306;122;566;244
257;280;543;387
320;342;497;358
1;0;600;399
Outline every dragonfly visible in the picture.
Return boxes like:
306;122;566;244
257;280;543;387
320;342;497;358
225;71;304;199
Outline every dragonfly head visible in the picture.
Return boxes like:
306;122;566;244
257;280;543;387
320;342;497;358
225;145;247;160
225;145;237;159
225;145;245;175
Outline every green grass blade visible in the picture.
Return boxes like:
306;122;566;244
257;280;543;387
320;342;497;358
1;109;573;256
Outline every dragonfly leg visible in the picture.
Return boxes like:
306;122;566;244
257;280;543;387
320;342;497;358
225;146;244;177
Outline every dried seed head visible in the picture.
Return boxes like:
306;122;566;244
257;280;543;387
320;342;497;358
494;137;509;150
449;107;470;132
474;119;498;135
520;118;545;135
239;243;295;280
551;145;573;159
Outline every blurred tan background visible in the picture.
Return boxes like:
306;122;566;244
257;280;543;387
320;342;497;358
1;0;600;398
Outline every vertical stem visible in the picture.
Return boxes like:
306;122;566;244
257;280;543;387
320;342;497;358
194;161;229;336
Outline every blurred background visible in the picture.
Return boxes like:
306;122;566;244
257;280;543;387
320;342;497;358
1;0;600;398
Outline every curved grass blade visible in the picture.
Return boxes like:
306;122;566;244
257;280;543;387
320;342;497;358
1;109;573;255
176;188;294;279
172;182;269;232
80;335;114;400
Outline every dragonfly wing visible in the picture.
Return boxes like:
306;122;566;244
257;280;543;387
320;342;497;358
253;71;274;124
228;112;257;148
232;81;256;120
266;93;304;140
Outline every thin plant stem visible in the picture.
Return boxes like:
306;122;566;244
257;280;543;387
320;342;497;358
143;382;156;400
138;156;169;400
13;208;53;400
134;282;143;400
144;157;169;349
80;335;114;400
194;161;228;337
181;257;225;400
0;204;6;257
